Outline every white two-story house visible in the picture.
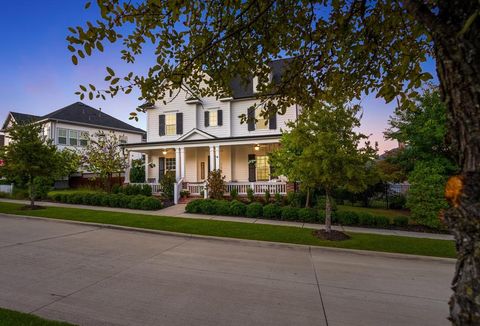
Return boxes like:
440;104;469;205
124;59;299;201
1;102;145;180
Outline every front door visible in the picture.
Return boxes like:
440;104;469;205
158;157;165;181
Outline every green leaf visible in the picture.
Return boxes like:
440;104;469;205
71;55;78;65
67;45;75;52
89;92;93;100
85;2;91;9
80;85;87;91
89;84;96;91
111;78;120;85
106;67;115;76
96;41;104;52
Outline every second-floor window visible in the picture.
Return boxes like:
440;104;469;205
58;128;67;145
255;108;268;130
166;113;176;136
58;128;89;147
204;109;223;127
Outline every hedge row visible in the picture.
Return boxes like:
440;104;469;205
185;199;409;227
112;184;152;196
49;192;162;210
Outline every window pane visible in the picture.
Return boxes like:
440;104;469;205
165;158;176;171
209;110;217;127
166;113;176;135
256;155;270;181
69;130;78;146
255;108;267;129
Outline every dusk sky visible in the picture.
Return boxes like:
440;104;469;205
0;1;438;153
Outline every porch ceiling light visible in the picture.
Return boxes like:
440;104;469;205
162;149;167;155
254;144;260;151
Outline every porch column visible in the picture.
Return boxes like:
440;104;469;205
180;147;186;179
124;151;131;183
144;153;149;183
175;147;181;180
215;145;220;171
209;145;215;172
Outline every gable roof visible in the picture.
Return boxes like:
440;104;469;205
177;128;216;141
229;58;292;99
3;102;145;134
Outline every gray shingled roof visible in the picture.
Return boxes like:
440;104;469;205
229;58;292;99
6;102;145;134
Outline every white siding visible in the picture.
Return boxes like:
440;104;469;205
230;99;298;137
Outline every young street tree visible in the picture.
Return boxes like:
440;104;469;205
68;1;479;322
0;122;59;208
270;102;376;232
80;131;127;191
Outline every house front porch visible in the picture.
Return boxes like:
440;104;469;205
123;134;291;203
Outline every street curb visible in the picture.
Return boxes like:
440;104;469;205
0;212;456;263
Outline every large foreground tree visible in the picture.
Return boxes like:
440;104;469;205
68;1;480;323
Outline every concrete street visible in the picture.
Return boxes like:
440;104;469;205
0;214;454;326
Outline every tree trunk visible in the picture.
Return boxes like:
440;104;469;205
29;175;35;208
325;189;332;233
406;1;480;323
305;188;310;208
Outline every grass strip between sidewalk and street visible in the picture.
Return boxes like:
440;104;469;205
0;307;75;326
0;202;455;258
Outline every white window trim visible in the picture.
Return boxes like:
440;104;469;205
165;113;176;136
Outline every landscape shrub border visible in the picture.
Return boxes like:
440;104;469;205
185;199;427;230
49;192;162;210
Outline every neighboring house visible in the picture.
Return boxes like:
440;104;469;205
124;59;299;201
1;102;146;178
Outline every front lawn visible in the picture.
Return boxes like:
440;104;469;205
0;202;455;258
0;307;74;325
337;205;410;218
47;188;103;196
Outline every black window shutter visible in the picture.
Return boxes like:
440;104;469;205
247;108;255;131
159;115;165;136
217;110;223;126
158;157;165;181
269;113;277;130
176;112;183;134
248;154;256;182
204;111;210;127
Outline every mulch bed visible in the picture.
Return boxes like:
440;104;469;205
313;229;351;241
20;205;45;210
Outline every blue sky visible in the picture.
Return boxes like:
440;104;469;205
0;1;437;153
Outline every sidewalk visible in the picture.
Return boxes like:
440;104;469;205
0;198;453;240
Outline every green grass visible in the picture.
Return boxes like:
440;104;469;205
47;188;103;196
0;307;74;325
337;204;411;218
0;202;455;258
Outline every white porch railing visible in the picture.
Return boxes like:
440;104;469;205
225;181;287;195
0;184;14;194
186;182;206;196
130;183;162;194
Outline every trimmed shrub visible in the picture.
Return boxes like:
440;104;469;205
230;200;247;216
389;194;406;209
336;211;359;225
274;192;282;204
281;206;299;221
230;188;238;201
264;190;271;203
128;195;145;209
108;194;122;207
141;184;152;196
185;199;203;213
263;204;282;219
141;197;162;210
200;199;217;215
393;216;409;227
298;208;317;223
317;210;326;224
375;215;391;227
358;212;376;226
214;200;231;215
246;202;263;218
247;187;254;203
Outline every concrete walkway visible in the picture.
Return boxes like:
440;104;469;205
0;199;453;240
0;215;454;326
